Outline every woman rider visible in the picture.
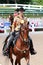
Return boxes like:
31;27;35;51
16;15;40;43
2;8;19;55
3;7;36;56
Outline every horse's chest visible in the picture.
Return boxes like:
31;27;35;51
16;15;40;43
22;50;27;54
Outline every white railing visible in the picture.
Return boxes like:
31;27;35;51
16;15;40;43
0;4;43;10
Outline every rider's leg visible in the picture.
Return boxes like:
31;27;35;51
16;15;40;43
2;34;10;55
3;32;12;51
3;34;14;56
29;36;37;55
4;34;10;43
7;35;18;49
4;31;19;52
6;35;14;50
5;31;15;50
3;31;16;56
3;31;19;56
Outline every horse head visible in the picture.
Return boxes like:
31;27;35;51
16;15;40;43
20;22;29;43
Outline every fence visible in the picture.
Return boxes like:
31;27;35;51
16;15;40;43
0;4;43;9
0;4;43;14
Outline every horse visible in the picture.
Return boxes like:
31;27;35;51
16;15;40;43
7;22;30;65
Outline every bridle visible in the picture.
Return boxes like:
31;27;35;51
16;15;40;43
20;24;29;43
20;32;29;43
16;23;30;53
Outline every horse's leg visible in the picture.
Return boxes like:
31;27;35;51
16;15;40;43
17;58;21;65
3;35;10;52
25;55;30;65
9;47;13;65
15;56;21;65
27;60;29;65
15;59;21;65
19;62;21;65
26;59;30;65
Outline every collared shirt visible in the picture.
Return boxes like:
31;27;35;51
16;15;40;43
12;15;28;32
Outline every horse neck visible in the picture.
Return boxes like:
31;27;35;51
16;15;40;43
19;35;23;43
15;35;28;50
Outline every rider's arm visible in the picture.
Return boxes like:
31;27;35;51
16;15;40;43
12;17;17;32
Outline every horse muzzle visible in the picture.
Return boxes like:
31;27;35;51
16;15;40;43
24;38;27;41
23;38;28;43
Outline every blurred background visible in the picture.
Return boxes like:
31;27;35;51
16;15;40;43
0;4;43;33
0;0;43;33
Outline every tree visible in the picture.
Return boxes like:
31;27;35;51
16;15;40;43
0;0;43;5
17;0;32;4
6;0;9;3
32;0;43;5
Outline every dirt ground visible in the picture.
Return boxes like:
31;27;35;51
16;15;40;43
0;33;43;65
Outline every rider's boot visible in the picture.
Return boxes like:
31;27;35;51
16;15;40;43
3;45;9;56
29;37;37;55
3;35;10;51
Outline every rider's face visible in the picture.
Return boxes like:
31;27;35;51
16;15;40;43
19;11;24;16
